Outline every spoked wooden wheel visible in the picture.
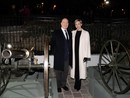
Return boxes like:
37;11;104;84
0;44;11;95
43;36;49;98
98;40;130;94
0;65;11;95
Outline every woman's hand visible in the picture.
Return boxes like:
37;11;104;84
83;58;88;62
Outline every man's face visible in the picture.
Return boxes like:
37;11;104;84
61;18;69;29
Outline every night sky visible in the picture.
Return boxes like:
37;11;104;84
0;0;129;18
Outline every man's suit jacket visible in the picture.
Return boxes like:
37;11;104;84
51;29;72;71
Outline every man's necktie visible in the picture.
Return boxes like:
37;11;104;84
64;30;69;40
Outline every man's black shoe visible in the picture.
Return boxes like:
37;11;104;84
57;88;62;92
62;86;69;91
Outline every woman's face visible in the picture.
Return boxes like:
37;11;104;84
75;21;82;30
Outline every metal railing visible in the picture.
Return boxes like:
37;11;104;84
0;16;130;54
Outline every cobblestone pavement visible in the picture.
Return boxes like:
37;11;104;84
58;76;93;98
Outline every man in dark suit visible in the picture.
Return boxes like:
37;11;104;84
50;18;72;92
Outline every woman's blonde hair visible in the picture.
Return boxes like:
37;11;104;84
74;19;83;24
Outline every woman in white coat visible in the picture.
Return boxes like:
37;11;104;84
70;19;91;90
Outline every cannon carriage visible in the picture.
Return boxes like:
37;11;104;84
0;36;50;98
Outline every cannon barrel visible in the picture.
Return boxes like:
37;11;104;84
2;49;30;59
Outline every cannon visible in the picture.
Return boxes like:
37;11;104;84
2;49;30;59
0;36;50;98
98;40;130;94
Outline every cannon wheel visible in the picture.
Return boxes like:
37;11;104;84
98;40;130;94
0;44;11;95
0;65;11;95
43;36;49;98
